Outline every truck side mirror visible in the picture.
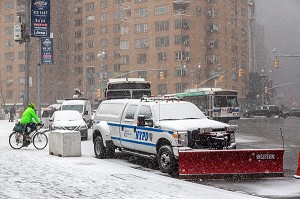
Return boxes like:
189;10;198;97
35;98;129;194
137;115;145;126
84;111;88;115
145;119;153;127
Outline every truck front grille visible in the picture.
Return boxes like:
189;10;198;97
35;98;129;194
187;130;230;149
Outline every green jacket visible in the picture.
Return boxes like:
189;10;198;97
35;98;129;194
20;107;40;124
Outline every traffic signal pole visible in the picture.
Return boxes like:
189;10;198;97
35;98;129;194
24;0;31;108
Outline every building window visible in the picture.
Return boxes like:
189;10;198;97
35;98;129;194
121;55;129;65
19;64;25;72
74;55;83;62
114;64;121;71
135;8;148;18
155;6;169;15
75;30;82;38
18;51;25;59
158;52;167;62
87;77;95;86
135;23;148;33
137;54;147;64
19;77;25;85
120;40;129;49
155;36;169;47
86;15;95;22
174;67;187;77
86;53;95;61
100;1;108;8
6;65;13;73
75;67;83;74
101;13;108;21
174;19;189;29
75;18;82;26
5;2;14;9
155;20;169;31
100;39;108;47
175;35;189;45
5;52;14;61
114;37;120;46
86;40;94;48
175;83;188;93
175;51;190;61
86;28;95;36
6;90;13;99
86;2;94;11
121;25;129;35
158;84;167;94
75;42;83;51
4;27;13;35
5;14;14;22
100;26;108;34
136;39;149;48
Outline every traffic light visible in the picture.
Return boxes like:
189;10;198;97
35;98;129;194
193;84;198;89
238;68;244;77
220;75;224;82
96;88;101;98
264;86;268;93
159;71;164;80
274;56;279;69
214;79;218;87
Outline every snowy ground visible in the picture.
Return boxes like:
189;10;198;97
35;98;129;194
0;120;298;199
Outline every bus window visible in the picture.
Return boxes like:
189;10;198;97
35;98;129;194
214;96;227;107
227;96;239;107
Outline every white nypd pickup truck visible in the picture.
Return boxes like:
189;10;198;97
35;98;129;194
92;97;237;175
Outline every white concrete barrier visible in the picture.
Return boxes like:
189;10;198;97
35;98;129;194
49;130;81;157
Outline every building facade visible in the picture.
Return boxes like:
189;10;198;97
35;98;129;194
0;0;251;107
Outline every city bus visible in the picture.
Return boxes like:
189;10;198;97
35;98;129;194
170;88;240;123
105;78;151;100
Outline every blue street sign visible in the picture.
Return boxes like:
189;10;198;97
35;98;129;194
41;37;53;64
31;0;51;37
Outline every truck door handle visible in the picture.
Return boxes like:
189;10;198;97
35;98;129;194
134;127;136;132
122;126;124;131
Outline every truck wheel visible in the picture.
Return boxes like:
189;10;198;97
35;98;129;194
94;136;106;159
157;145;178;175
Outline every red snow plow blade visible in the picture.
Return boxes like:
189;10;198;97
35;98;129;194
178;149;284;179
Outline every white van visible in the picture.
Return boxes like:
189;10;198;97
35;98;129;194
61;99;93;128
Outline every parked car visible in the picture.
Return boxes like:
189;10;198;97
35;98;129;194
49;110;88;140
282;108;300;118
243;105;280;118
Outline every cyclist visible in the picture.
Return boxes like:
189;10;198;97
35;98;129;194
20;103;41;141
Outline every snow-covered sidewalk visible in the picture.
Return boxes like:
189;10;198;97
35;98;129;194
0;120;263;199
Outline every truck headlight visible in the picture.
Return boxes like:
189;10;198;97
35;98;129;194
173;131;188;146
199;127;213;133
225;125;238;132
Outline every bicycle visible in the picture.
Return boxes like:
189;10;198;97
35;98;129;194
9;123;49;150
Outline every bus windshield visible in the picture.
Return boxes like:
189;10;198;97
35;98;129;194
214;96;238;107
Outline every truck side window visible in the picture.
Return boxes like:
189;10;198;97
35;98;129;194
125;105;138;120
138;105;152;119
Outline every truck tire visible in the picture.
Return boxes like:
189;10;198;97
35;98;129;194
94;136;106;159
157;145;178;175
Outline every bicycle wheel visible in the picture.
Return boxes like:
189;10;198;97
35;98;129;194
33;132;48;150
9;131;24;149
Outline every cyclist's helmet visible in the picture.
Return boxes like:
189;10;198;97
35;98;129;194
28;103;35;109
